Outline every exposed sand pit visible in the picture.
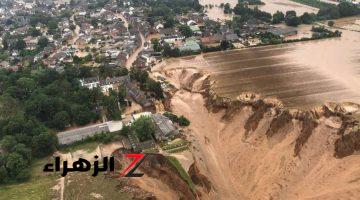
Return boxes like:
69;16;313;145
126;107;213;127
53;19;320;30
132;176;179;200
156;65;360;199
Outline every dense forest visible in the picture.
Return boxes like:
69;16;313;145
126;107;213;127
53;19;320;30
0;64;124;184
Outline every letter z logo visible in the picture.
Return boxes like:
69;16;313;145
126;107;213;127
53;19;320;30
120;154;147;177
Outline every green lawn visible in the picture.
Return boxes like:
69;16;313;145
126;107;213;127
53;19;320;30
64;173;132;200
289;0;335;9
59;141;100;153
0;158;60;200
166;146;189;153
161;139;189;151
166;156;195;193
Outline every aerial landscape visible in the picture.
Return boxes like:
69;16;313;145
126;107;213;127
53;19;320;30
0;0;359;199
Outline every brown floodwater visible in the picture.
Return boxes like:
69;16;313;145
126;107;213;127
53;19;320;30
169;18;360;109
200;0;318;21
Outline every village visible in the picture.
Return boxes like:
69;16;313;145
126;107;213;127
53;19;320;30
0;0;357;155
0;0;359;199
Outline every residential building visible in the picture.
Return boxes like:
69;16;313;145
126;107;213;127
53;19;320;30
179;39;201;52
57;121;123;145
151;114;179;141
267;27;298;37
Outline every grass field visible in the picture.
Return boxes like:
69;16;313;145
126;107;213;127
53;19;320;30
59;141;100;153
166;156;195;193
64;173;132;200
0;158;60;200
290;0;335;9
161;139;189;151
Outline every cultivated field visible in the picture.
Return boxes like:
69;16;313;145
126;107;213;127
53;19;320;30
161;23;360;109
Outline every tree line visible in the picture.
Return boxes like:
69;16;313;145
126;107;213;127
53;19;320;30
230;1;359;26
0;64;127;184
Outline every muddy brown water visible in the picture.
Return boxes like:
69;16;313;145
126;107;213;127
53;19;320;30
200;0;318;21
173;19;360;109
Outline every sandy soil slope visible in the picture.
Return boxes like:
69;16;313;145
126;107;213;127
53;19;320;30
156;66;360;200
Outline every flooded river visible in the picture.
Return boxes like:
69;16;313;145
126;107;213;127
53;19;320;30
161;18;360;109
200;0;318;21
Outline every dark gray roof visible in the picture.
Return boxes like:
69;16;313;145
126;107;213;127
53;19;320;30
225;33;239;41
152;114;178;139
267;27;298;36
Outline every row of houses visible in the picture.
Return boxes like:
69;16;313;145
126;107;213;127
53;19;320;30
80;75;154;108
80;75;130;93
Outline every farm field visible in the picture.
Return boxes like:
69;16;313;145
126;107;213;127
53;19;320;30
160;21;360;109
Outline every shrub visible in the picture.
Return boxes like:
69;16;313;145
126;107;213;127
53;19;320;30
178;116;190;126
163;112;179;123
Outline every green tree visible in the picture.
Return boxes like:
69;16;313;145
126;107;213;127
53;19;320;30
300;12;316;24
11;144;31;162
130;68;149;85
146;79;163;99
0;95;21;119
73;55;82;64
103;94;122;120
120;125;131;136
118;84;127;106
71;106;94;126
0;165;8;184
15;39;26;50
285;10;297;18
272;11;285;24
220;40;232;50
37;37;49;49
164;16;176;28
338;2;360;17
162;43;180;57
178;25;193;38
151;38;162;52
47;20;58;30
285;15;301;26
178;116;190;126
28;27;41;37
163;112;178;123
51;111;70;130
31;132;57;158
2;38;9;49
224;3;232;14
16;77;36;99
84;54;92;62
5;153;30;180
131;116;155;142
1;135;17;152
91;18;98;28
328;20;335;27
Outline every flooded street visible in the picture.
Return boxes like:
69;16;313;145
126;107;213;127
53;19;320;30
200;0;318;21
159;18;360;109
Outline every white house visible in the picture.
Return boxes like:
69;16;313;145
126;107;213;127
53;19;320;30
162;35;185;44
